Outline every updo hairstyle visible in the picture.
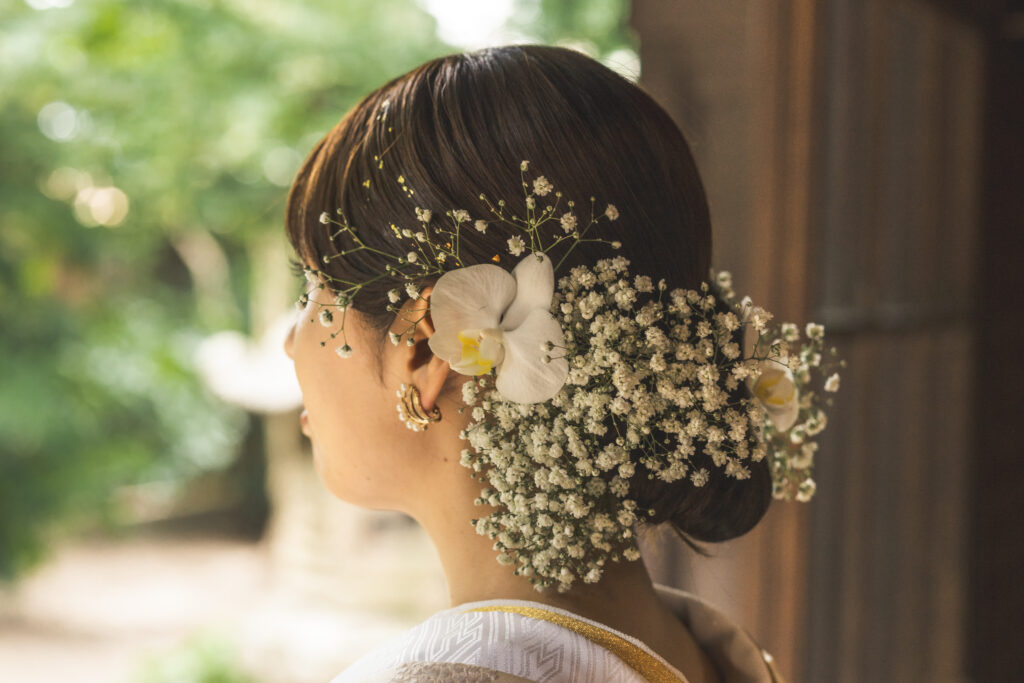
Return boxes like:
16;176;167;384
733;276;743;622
285;44;772;550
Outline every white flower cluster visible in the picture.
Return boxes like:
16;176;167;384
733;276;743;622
294;161;846;592
296;160;620;357
455;254;843;592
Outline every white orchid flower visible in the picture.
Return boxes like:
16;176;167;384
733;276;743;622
427;251;569;404
750;359;800;432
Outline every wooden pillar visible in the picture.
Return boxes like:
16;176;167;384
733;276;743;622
971;4;1024;680
632;1;984;680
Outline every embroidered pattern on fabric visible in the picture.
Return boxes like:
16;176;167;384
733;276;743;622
386;661;502;681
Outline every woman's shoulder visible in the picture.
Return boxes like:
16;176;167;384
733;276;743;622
332;589;786;683
653;584;786;683
330;599;653;682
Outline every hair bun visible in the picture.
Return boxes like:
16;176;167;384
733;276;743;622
629;288;773;547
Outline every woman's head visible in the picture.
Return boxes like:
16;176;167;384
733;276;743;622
284;44;770;547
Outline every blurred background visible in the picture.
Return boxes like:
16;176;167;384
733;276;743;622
0;0;1020;681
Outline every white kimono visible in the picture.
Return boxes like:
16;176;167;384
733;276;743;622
331;584;786;682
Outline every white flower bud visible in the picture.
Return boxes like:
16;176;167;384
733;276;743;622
805;322;825;339
824;372;840;392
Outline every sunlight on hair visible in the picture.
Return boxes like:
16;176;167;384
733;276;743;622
602;47;641;83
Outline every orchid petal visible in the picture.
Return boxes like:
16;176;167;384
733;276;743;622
428;264;516;367
752;363;800;432
500;252;555;331
495;308;569;403
768;398;800;433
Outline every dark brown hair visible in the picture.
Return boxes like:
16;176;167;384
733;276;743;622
285;44;771;549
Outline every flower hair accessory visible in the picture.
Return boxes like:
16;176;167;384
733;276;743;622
426;250;569;404
295;160;846;592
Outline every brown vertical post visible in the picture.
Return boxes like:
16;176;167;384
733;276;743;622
632;0;985;680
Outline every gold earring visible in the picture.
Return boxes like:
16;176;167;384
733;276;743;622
396;382;442;431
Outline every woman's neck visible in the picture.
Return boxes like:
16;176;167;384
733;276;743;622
404;452;722;683
408;463;666;626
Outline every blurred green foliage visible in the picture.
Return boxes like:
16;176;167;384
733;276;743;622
0;0;634;581
132;630;261;683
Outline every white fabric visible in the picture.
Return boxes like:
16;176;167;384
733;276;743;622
330;584;777;682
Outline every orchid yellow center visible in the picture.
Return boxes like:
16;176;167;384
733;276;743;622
755;370;795;407
456;328;505;375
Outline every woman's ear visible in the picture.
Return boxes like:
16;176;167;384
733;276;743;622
403;285;451;412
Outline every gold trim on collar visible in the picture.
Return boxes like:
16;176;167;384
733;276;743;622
463;604;684;683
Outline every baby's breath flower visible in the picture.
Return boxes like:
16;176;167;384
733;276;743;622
507;235;525;256
796;478;817;502
690;468;710;487
560;212;577;233
406;251;418;263
335;344;353;358
405;282;420;299
415;207;432;223
474;219;488;233
806;322;824;339
319;211;330;224
452;209;470;223
387;288;401;303
318;309;334;327
604;204;619;221
533;176;553;196
824;373;840;392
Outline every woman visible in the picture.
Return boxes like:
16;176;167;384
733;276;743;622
283;44;838;682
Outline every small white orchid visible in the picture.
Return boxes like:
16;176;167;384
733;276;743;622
750;359;800;432
427;252;569;404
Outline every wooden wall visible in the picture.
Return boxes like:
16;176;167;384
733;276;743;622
971;4;1024;680
632;1;990;680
